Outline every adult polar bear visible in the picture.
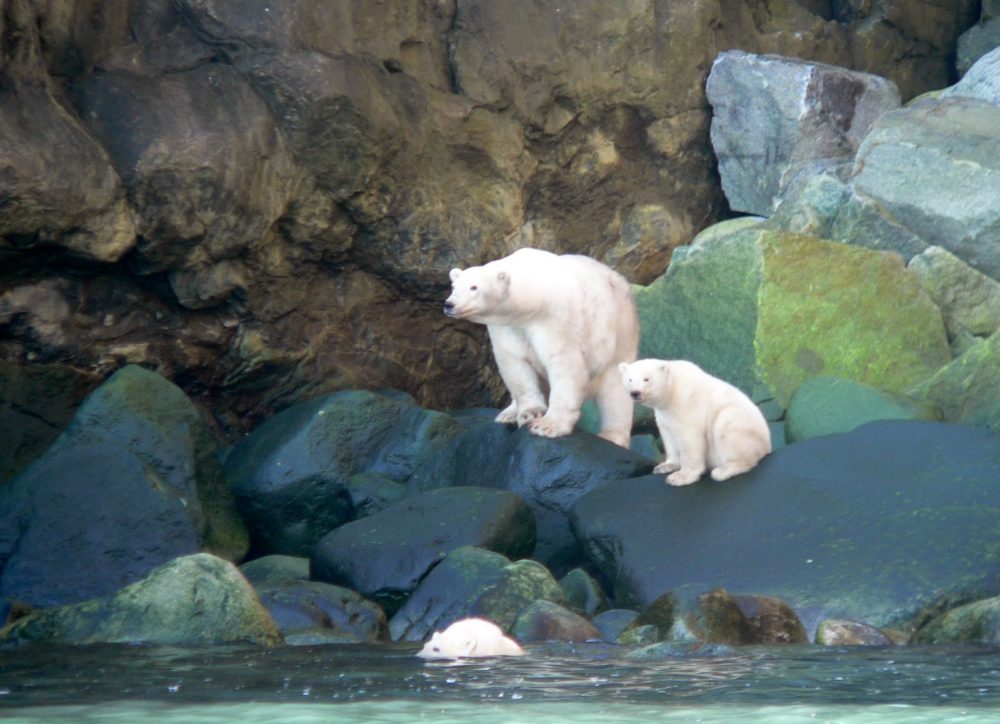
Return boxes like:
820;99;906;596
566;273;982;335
618;359;771;485
445;248;638;448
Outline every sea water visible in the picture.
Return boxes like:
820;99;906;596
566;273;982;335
2;641;999;722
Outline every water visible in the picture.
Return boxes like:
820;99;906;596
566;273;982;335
2;641;999;722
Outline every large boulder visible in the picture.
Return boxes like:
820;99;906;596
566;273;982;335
911;330;1000;434
253;580;387;644
835;95;1000;280
388;545;564;642
635;228;951;406
310;487;535;614
570;420;1000;637
707;50;900;215
0;554;281;646
0;365;247;608
224;390;464;557
912;596;1000;644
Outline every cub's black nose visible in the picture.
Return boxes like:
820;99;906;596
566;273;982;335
630;391;640;400
443;301;454;313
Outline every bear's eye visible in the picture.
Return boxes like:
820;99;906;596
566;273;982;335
643;377;650;382
469;285;478;291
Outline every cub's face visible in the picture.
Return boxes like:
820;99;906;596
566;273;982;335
443;266;510;321
618;360;665;404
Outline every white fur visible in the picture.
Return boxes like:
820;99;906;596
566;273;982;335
416;617;525;659
445;248;638;447
618;359;772;485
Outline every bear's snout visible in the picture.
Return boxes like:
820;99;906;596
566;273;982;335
443;300;456;316
630;390;641;401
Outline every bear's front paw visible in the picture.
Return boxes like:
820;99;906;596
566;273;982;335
653;460;680;474
528;415;573;439
666;469;703;486
516;406;546;427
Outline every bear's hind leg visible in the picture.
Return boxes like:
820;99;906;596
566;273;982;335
708;410;770;481
592;366;633;448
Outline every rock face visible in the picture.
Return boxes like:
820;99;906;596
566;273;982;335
0;0;979;450
707;51;900;215
570;420;1000;637
0;365;247;608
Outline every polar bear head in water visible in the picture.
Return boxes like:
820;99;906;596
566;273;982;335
416;617;525;659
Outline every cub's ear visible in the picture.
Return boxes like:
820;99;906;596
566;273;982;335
449;268;462;282
618;362;629;374
497;270;510;286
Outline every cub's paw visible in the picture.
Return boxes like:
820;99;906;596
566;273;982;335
528;415;573;439
653;461;680;475
516;406;546;427
495;404;519;424
666;469;703;486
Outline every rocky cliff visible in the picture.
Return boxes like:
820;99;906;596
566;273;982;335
0;0;979;477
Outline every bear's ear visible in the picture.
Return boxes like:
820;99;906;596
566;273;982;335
496;270;510;286
449;268;462;282
618;362;629;374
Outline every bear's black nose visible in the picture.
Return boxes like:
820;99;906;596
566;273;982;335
443;301;454;315
630;391;640;400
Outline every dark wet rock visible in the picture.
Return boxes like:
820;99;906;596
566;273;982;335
559;568;608;618
592;609;640;644
785;376;936;443
311;488;535;616
239;555;310;587
571;420;1000;638
0;554;281;646
484;429;652;575
912;596;1000;644
388;546;563;642
510;599;602;643
0;361;101;482
619;587;753;646
815;619;895;646
224;390;464;557
734;594;809;645
254;580;387;644
707;50;899;215
0;365;247;608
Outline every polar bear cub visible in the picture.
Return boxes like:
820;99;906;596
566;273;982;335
416;617;525;659
445;248;638;448
619;359;771;485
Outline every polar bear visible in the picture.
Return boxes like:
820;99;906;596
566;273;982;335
416;617;525;659
444;248;638;448
619;359;771;485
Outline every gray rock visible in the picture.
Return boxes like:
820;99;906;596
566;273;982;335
224;390;464;557
912;596;1000;644
908;245;1000;345
559;568;608;617
0;554;281;646
706;50;899;215
955;21;1000;79
388;546;564;641
0;365;247;608
815;619;895;646
592;609;640;643
733;594;809;645
570;420;1000;638
618;586;754;646
846;96;1000;279
510;599;601;643
911;330;1000;434
239;555;310;586
311;487;535;615
254;580;387;643
785;376;936;443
